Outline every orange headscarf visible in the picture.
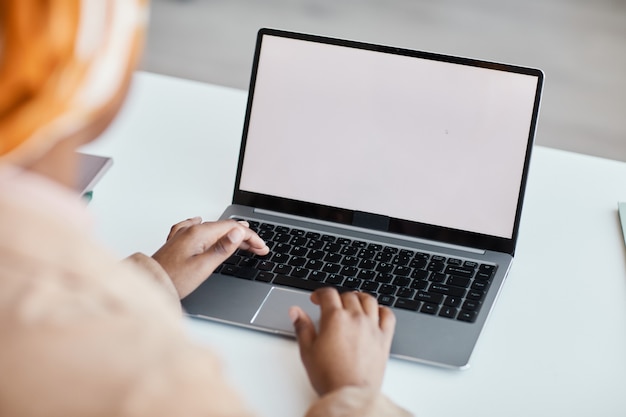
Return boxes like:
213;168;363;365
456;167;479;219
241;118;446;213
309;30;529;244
0;0;148;165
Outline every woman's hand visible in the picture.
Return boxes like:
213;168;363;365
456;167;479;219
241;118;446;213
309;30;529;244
289;288;396;396
152;217;269;298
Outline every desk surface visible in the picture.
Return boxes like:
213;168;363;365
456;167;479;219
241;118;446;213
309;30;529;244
82;71;626;417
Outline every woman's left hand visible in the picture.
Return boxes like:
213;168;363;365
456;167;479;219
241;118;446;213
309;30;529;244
152;217;269;298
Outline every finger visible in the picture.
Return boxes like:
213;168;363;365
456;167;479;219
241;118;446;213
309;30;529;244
379;306;397;341
356;291;379;317
310;287;342;312
289;306;316;352
340;291;364;313
167;216;202;240
236;228;269;255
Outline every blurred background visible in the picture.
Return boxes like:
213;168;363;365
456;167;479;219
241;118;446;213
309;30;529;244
141;0;626;161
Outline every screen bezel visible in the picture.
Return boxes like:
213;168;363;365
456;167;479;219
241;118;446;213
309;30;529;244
232;28;544;255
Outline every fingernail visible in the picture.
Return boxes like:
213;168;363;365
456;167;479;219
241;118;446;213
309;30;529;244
288;307;299;324
227;228;244;244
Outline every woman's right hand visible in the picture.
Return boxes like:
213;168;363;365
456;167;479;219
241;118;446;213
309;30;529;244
289;288;396;396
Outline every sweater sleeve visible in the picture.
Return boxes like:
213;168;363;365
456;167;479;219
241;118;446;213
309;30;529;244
124;252;180;302
305;386;413;417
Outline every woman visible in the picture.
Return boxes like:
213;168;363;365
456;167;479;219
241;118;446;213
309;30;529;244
0;1;411;416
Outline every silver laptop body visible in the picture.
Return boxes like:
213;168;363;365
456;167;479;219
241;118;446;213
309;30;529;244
182;28;543;369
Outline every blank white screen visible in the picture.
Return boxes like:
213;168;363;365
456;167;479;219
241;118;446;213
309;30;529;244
239;35;538;239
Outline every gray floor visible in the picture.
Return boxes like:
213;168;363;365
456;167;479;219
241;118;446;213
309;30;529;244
141;0;626;161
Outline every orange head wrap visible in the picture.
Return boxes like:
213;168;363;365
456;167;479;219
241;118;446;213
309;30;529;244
0;0;148;165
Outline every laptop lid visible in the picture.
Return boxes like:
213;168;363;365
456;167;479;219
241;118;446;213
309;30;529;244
234;28;543;256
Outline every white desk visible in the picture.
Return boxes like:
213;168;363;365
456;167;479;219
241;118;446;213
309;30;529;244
82;71;626;417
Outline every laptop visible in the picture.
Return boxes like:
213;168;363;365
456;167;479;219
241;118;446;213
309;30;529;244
182;28;543;369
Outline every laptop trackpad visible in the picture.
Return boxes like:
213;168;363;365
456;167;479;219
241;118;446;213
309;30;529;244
251;287;320;335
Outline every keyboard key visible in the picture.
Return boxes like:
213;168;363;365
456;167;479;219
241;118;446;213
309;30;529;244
410;280;428;290
324;253;342;263
325;274;344;285
375;273;393;284
307;250;325;260
467;290;485;301
274;243;292;253
290;246;308;256
307;240;325;250
288;257;307;267
340;246;359;256
393;265;411;276
275;226;290;234
224;255;242;265
358;248;376;259
322;263;341;274
396;287;415;298
463;261;478;269
447;258;463;266
220;265;238;276
429;272;446;283
392;276;411;287
256;272;274;282
361;281;380;292
420;302;439;315
274;264;292;275
376;262;393;273
375;252;392;263
471;280;490;291
340;266;358;277
394;298;420;311
343;277;362;289
379;284;397;295
444;296;462;307
415;291;444;304
274;233;291;243
445;265;475;278
235;267;258;280
309;271;327;282
430;284;466;297
257;260;275;271
358;259;376;270
409;258;427;269
439;306;457;319
392;254;411;266
357;270;377;280
239;257;258;268
291;267;309;278
411;269;429;280
479;264;496;274
341;256;359;266
305;259;324;270
461;299;479;310
427;261;445;272
291;236;307;246
447;276;471;288
378;295;395;306
272;275;326;292
320;234;335;242
458;310;478;323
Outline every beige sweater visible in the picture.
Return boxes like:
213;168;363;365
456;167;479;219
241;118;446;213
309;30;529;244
0;167;412;417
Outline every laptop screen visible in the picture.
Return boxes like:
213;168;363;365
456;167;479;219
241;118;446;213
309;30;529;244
237;30;542;246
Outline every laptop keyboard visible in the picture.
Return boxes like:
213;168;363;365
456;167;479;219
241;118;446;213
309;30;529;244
216;219;497;323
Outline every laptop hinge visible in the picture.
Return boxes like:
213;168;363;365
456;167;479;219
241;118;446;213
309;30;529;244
252;208;485;255
352;211;389;231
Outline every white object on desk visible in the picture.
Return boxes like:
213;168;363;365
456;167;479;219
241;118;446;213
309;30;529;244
83;71;626;417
